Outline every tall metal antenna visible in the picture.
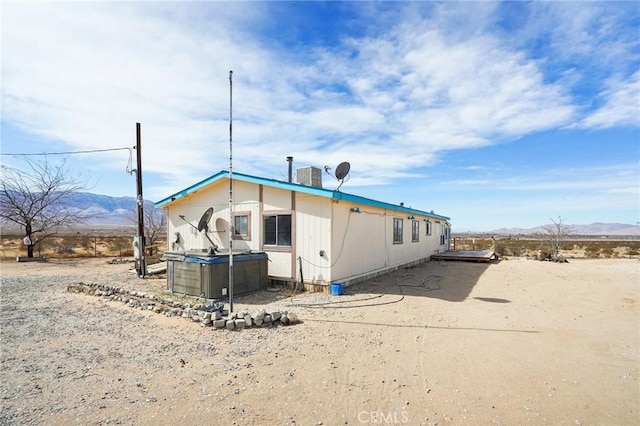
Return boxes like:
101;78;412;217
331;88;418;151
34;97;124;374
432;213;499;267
228;70;234;313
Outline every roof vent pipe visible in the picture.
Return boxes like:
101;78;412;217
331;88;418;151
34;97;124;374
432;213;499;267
287;156;293;183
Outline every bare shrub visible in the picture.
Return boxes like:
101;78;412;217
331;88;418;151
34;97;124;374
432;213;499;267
600;247;614;258
541;216;573;261
56;244;75;255
625;246;639;257
585;244;600;258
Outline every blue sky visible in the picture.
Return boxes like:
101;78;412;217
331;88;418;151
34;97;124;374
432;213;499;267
1;1;638;231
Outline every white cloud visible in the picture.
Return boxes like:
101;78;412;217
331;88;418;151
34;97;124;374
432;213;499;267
1;1;637;204
438;162;640;198
579;71;640;129
524;2;639;68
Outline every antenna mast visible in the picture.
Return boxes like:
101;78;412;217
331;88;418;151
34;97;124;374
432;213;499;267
228;70;234;313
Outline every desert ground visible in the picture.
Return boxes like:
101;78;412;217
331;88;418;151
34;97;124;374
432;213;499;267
1;257;638;425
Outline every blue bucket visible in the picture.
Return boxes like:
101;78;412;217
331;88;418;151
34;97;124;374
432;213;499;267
331;283;344;296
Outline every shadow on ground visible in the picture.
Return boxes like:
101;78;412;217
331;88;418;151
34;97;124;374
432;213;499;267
345;259;499;303
227;258;500;307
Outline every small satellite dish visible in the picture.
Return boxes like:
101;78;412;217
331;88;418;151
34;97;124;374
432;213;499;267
197;207;214;232
335;162;350;180
196;207;218;252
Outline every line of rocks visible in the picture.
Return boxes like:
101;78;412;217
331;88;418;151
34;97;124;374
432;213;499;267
67;282;299;330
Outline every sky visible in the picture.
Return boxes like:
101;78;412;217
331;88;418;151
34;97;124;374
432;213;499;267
1;1;639;232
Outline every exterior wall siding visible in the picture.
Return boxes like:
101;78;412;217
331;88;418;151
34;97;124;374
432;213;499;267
165;182;230;252
330;202;448;285
294;194;332;284
262;186;292;211
162;176;450;289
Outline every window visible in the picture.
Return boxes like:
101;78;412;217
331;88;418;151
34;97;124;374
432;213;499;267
412;220;419;242
233;212;251;240
425;220;432;236
264;214;292;246
393;218;403;244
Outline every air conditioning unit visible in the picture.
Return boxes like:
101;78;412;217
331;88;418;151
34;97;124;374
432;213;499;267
296;166;323;188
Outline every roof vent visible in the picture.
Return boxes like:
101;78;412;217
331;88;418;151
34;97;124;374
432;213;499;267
286;156;294;183
296;166;323;188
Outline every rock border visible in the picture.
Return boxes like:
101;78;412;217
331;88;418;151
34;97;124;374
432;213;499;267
67;282;299;330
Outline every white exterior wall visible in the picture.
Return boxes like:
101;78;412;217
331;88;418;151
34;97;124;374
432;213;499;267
165;182;230;252
165;180;266;253
295;194;332;284
260;185;294;279
165;180;297;280
329;202;448;285
162;178;450;288
434;220;450;252
228;181;261;252
262;186;292;211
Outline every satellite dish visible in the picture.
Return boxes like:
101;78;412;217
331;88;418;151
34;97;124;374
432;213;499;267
197;207;214;232
196;207;218;252
335;162;350;180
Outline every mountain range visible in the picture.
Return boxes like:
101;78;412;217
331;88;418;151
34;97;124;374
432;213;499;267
65;192;140;226
74;192;639;236
487;223;640;237
7;192;638;236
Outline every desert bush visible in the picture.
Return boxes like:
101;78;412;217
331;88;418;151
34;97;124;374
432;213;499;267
625;247;639;257
494;242;509;256
81;238;94;251
584;244;600;258
510;246;523;256
483;237;640;260
600;247;614;258
56;244;75;255
102;237;135;257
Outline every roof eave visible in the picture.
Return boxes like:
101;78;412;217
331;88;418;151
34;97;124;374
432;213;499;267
154;171;450;222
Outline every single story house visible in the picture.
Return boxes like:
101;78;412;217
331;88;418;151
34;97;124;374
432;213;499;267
155;167;450;290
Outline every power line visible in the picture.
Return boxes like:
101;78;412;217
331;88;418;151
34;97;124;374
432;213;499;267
1;147;132;156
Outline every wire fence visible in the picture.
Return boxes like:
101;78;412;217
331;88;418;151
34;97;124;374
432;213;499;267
0;234;167;259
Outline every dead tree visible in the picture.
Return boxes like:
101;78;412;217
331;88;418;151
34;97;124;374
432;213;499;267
0;158;90;258
143;207;167;256
541;216;573;261
126;205;167;256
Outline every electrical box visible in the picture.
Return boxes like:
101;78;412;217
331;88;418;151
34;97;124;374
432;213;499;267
133;236;146;259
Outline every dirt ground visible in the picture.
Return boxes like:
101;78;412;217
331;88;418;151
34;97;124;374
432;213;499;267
1;257;638;425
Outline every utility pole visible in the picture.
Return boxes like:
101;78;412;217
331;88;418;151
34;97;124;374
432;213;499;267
135;122;147;277
228;70;234;313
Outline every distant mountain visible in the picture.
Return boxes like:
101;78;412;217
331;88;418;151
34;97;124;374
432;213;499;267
489;223;640;236
1;192;161;234
65;192;156;227
8;191;638;237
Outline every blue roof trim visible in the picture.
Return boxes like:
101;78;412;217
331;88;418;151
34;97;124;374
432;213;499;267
155;170;449;221
332;191;450;221
154;171;228;207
